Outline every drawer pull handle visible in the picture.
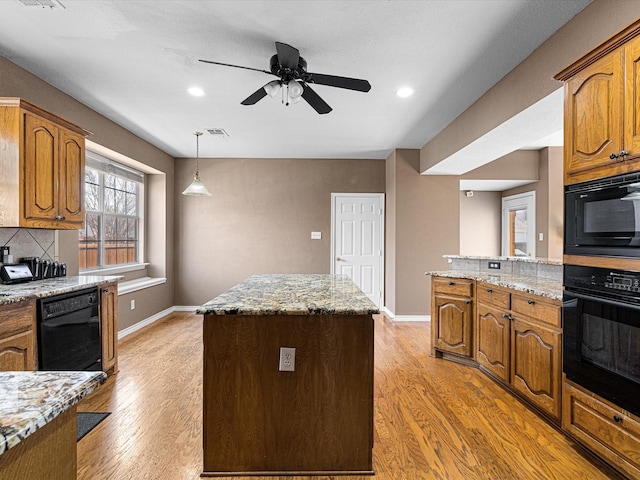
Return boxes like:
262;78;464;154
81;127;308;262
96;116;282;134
448;281;454;285
527;300;535;305
613;415;623;423
465;300;471;304
486;288;492;293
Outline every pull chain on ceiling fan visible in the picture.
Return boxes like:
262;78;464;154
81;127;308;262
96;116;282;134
199;42;371;114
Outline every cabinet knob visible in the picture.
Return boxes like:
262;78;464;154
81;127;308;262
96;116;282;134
613;415;623;423
55;215;66;221
448;281;454;285
610;150;629;160
465;300;471;304
486;288;492;293
502;313;509;319
527;299;535;305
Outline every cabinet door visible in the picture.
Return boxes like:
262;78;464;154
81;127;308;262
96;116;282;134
100;283;118;374
624;35;640;160
432;294;473;357
511;317;561;420
564;48;624;184
476;303;510;382
58;128;85;225
23;112;59;223
0;330;36;371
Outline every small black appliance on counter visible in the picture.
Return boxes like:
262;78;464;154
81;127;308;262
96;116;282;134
0;264;34;284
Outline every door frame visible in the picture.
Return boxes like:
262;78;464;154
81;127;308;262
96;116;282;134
501;191;536;257
330;193;385;308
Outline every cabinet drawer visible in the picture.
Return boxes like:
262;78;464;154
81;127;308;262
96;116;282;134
511;294;560;327
477;284;510;310
0;300;35;337
563;380;640;479
432;277;473;297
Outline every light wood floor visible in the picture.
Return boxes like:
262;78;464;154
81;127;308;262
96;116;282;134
77;312;619;480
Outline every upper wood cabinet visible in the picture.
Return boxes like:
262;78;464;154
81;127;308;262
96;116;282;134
556;20;640;184
0;98;90;229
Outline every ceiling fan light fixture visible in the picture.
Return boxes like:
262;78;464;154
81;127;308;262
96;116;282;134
264;80;281;98
182;131;212;197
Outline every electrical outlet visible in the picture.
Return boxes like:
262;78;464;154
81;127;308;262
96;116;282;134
279;347;296;372
488;262;501;270
130;299;136;310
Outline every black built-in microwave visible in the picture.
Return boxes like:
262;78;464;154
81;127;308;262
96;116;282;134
565;172;640;257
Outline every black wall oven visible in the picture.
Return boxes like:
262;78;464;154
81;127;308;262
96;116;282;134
563;264;640;417
37;287;102;371
565;172;640;257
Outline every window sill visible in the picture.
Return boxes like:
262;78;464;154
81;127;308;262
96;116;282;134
81;263;149;276
118;276;166;295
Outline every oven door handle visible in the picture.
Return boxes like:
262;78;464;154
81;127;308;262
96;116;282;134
566;290;640;313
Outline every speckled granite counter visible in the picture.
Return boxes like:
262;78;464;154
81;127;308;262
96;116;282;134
427;270;562;301
198;274;379;315
0;275;121;306
0;370;106;455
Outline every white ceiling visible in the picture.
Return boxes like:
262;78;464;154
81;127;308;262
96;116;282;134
0;0;589;163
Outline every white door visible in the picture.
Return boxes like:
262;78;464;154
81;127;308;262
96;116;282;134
502;191;536;257
331;193;384;308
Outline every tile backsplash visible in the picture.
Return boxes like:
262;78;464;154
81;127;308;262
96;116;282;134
0;228;57;263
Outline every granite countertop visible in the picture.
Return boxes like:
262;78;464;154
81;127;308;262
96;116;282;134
443;255;562;266
198;274;380;315
0;275;121;306
0;370;106;456
427;270;563;301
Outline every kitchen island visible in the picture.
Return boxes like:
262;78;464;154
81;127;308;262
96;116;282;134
198;274;378;477
0;370;106;479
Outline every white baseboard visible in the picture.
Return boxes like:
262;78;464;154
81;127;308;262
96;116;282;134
118;306;176;340
381;306;430;322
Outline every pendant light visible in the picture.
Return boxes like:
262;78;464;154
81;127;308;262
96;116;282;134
182;131;211;196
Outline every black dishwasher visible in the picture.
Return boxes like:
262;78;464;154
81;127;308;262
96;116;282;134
37;287;102;371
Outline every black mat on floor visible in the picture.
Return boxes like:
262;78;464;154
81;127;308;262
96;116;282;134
77;412;110;442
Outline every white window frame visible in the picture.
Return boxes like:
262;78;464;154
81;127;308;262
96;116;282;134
501;191;536;257
80;149;146;275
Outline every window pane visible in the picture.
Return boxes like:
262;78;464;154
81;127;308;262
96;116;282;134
81;156;142;270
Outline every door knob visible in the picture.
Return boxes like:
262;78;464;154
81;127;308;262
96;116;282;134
336;257;341;261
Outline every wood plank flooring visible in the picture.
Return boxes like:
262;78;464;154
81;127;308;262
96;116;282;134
77;312;619;480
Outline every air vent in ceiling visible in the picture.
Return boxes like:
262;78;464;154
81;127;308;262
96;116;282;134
206;128;229;138
17;0;65;8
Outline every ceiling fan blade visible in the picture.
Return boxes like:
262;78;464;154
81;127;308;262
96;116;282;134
199;59;271;75
241;86;268;105
275;42;300;69
305;73;371;92
301;83;332;114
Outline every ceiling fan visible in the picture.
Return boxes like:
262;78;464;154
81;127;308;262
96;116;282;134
199;42;371;114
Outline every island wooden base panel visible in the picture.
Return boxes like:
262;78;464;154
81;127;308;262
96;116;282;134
75;312;620;479
0;407;76;480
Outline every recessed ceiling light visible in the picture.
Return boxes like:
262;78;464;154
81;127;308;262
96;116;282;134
395;87;414;98
187;87;205;97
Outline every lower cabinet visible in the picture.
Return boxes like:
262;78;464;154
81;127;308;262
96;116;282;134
475;282;562;421
431;277;475;359
0;300;37;371
563;377;640;479
100;282;118;374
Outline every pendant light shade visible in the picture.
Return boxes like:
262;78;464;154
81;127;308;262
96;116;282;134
182;131;211;197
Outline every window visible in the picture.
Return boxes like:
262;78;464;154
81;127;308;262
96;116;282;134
79;151;144;271
501;191;535;257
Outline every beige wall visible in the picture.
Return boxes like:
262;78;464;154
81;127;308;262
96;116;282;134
385;151;397;314
386;149;459;317
502;147;563;260
459;191;501;256
173;157;385;306
420;0;640;173
0;55;176;331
